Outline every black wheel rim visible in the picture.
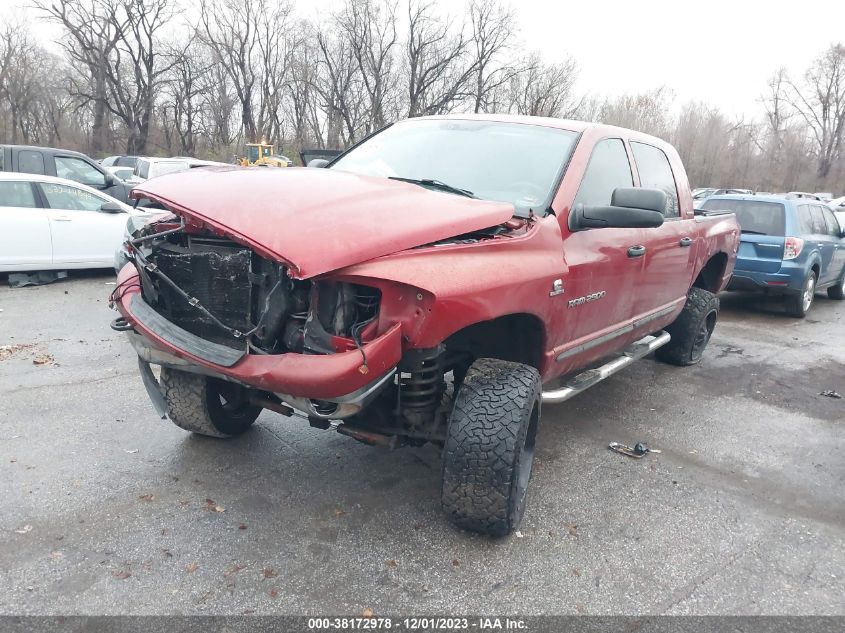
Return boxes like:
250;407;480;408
691;311;717;361
210;379;253;418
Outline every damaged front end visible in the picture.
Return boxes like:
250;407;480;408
116;218;400;423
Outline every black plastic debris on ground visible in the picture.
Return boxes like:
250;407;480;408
819;389;842;399
608;442;661;459
8;271;68;288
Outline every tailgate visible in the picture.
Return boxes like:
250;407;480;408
736;234;784;273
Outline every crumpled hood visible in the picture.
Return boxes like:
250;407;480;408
131;167;515;279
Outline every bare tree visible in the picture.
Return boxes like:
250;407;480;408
36;0;176;155
315;20;368;146
468;0;517;113
786;43;845;181
506;53;580;118
335;0;400;131
405;1;475;117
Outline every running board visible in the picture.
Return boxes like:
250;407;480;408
541;331;671;404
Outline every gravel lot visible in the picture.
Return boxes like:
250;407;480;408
1;271;843;615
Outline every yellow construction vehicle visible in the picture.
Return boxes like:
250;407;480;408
240;142;294;167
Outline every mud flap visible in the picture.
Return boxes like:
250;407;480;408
138;357;167;419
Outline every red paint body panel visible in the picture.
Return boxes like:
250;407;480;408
119;115;739;396
130;167;515;279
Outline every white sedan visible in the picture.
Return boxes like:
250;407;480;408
0;172;154;273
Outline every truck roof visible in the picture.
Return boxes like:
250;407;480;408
413;113;674;150
0;144;88;157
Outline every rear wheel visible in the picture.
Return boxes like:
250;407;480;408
441;358;541;537
655;287;719;366
160;368;260;437
785;271;816;318
827;274;845;300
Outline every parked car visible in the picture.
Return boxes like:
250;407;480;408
814;192;834;202
0;144;130;203
127;157;228;184
105;165;135;182
785;191;822;201
701;194;845;316
112;114;739;536
692;188;753;206
827;195;845;211
0;173;154;273
100;155;140;169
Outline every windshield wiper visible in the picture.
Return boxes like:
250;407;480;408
389;177;475;198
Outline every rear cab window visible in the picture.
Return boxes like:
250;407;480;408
0;181;38;208
701;198;785;236
573;138;633;207
18;150;45;175
630;142;680;217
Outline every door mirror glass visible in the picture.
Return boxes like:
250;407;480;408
611;187;668;213
99;201;123;213
570;187;667;230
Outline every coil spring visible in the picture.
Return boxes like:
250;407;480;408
400;356;443;411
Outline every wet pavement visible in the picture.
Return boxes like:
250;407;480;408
1;272;843;615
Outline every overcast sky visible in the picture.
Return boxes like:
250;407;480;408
5;0;844;119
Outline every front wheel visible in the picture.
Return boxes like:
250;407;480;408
441;358;541;537
160;368;261;437
785;271;816;318
655;287;719;366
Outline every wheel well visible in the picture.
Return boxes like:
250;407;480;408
811;263;820;277
443;313;545;370
693;253;728;293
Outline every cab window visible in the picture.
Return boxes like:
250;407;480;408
55;156;106;188
18;150;45;175
573;138;633;208
630;142;680;217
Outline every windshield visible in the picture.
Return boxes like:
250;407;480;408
702;198;786;236
331;119;579;216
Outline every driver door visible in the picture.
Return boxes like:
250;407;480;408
36;181;126;265
554;138;645;351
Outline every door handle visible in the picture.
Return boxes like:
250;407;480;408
679;237;693;247
627;245;646;258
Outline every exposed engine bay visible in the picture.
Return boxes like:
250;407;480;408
129;222;380;358
122;219;457;445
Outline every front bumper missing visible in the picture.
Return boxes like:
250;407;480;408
116;269;403;415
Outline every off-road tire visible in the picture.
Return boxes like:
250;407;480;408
784;270;816;318
655;287;719;366
160;368;260;438
441;358;541;537
827;274;845;300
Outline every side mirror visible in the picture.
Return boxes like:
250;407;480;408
103;173;115;187
307;158;330;168
100;201;123;214
570;188;667;230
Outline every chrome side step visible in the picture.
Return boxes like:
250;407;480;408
541;331;671;404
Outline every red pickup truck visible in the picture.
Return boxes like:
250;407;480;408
112;115;739;536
